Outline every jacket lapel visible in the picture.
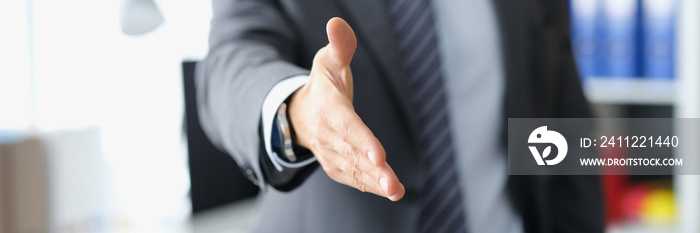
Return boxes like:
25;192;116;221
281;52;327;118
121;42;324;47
493;1;552;233
335;0;413;127
493;0;535;119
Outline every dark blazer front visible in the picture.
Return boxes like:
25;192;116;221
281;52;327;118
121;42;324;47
196;0;604;232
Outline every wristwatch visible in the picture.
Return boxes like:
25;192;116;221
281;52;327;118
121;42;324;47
265;101;317;190
273;102;298;162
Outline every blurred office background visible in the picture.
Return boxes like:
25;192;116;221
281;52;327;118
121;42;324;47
1;0;700;232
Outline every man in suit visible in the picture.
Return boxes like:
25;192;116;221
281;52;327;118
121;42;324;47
196;0;604;232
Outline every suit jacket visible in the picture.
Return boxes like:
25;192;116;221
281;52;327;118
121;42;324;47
196;0;604;232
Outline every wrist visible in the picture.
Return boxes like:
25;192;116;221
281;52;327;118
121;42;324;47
287;86;309;148
273;93;312;163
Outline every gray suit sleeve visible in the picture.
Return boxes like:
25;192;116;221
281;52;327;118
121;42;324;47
196;0;309;189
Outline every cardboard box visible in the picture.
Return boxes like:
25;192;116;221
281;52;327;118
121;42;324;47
0;138;49;233
0;142;5;233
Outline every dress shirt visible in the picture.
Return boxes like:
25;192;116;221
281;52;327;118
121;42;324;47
433;0;522;232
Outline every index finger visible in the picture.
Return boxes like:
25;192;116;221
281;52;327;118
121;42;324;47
327;105;386;167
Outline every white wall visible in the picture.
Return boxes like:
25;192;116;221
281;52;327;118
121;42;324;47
4;0;212;231
0;1;32;131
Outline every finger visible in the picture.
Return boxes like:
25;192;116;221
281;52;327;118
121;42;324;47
331;166;386;198
327;106;387;167
325;17;357;70
337;160;403;201
329;136;381;182
315;142;380;196
328;136;401;197
384;162;405;202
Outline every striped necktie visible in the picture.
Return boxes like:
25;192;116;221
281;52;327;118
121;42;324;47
384;0;468;232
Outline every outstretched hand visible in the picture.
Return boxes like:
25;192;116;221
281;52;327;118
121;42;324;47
288;17;405;201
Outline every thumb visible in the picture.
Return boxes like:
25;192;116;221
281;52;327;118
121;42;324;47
323;17;357;71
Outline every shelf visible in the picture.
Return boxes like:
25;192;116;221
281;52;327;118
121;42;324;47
583;77;676;105
607;221;675;233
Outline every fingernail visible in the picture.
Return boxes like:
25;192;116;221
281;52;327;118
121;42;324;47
389;194;398;201
379;177;388;195
368;151;378;166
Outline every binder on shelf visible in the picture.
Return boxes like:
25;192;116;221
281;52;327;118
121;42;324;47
601;0;642;77
571;0;603;79
641;0;676;79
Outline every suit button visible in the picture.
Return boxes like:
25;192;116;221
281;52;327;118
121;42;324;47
241;165;258;183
